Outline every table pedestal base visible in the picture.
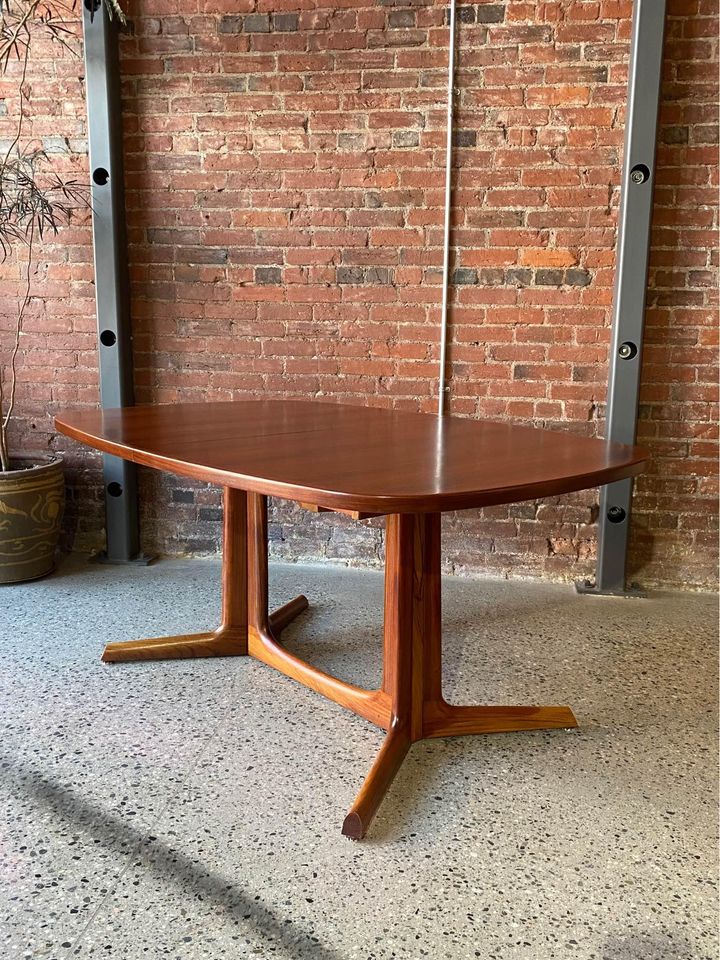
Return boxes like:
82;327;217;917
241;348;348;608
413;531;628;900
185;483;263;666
101;488;577;839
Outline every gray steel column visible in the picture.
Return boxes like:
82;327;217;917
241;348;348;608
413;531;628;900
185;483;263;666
82;0;146;563
578;0;667;596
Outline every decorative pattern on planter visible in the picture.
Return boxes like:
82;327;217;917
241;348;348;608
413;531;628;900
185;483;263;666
0;458;65;584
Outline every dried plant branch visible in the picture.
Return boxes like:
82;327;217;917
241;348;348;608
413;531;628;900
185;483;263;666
2;224;34;442
0;0;82;75
0;365;8;469
0;147;89;467
0;147;90;256
0;0;122;470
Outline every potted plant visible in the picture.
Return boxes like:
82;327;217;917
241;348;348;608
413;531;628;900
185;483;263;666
0;0;123;583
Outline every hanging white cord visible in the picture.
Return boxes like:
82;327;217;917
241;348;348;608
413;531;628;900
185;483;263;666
437;0;457;417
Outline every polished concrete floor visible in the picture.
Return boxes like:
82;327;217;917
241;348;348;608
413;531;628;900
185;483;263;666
1;557;717;960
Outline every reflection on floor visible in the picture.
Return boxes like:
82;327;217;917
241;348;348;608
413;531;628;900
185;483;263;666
1;557;717;959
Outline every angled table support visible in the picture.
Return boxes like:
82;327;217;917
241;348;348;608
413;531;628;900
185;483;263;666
340;512;576;839
101;488;309;663
101;488;250;662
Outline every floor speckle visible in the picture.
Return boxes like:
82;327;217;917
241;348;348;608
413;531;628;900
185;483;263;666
1;556;717;959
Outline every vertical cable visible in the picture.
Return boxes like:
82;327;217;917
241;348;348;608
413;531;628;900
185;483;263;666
437;0;457;416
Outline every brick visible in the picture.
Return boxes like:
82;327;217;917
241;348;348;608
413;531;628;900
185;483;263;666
273;13;298;31
365;266;393;285
393;130;420;148
243;14;270;33
535;269;565;286
388;9;416;27
452;268;478;285
198;507;223;521
336;266;365;284
218;15;243;33
475;4;506;24
520;249;578;268
565;268;592;287
255;266;282;284
505;268;533;286
452;129;477;148
6;0;714;592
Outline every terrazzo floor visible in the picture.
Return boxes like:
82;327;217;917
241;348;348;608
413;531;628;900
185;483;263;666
1;556;717;960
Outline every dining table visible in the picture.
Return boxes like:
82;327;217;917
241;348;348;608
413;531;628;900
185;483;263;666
55;400;646;838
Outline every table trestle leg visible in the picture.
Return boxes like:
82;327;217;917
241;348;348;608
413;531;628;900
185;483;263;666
246;493;391;730
342;512;577;838
101;487;250;662
102;494;576;840
342;513;441;838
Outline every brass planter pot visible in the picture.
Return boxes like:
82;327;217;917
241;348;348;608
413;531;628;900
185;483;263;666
0;455;65;584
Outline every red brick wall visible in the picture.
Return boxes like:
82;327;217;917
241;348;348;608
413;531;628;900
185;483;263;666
1;0;717;588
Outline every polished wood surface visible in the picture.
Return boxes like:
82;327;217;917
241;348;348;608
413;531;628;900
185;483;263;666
341;513;437;838
58;399;642;838
96;484;578;839
55;400;646;515
101;487;249;663
341;512;577;839
300;502;381;521
246;492;391;730
101;487;309;664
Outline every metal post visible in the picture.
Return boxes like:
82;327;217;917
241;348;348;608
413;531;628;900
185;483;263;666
577;0;667;597
82;0;148;563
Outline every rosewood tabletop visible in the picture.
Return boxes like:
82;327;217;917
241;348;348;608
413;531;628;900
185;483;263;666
56;400;645;515
55;400;647;839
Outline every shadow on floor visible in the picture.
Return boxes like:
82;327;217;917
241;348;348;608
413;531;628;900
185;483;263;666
1;756;346;960
601;930;698;960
